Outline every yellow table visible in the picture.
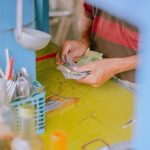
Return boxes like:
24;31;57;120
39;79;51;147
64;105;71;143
36;43;134;150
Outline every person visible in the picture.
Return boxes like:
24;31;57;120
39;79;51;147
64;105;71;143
56;1;138;87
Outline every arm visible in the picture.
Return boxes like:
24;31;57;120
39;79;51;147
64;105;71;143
56;2;93;63
114;55;137;74
61;15;93;57
76;55;138;87
78;2;94;46
78;13;93;46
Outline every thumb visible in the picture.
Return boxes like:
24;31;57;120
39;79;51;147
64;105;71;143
61;43;71;56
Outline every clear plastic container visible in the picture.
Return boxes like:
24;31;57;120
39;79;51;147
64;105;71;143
11;103;44;150
0;79;17;149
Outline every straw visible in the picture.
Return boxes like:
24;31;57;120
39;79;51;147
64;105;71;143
5;48;10;67
5;48;10;79
0;67;5;79
7;58;14;80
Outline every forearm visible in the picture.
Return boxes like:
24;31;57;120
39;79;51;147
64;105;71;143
115;55;138;74
78;15;93;46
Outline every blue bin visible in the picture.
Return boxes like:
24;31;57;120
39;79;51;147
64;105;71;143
11;81;46;135
0;0;36;80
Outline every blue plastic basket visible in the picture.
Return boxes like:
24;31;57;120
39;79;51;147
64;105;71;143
11;81;45;135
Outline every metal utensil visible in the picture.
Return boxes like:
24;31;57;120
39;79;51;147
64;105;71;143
20;67;29;79
11;71;18;81
16;77;32;98
15;0;51;51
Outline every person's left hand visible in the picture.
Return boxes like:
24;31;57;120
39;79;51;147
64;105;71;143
75;58;122;87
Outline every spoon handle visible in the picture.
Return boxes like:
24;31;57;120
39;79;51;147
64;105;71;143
16;0;23;38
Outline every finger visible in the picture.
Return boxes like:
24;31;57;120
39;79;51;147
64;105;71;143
56;53;61;64
77;74;94;84
56;53;64;65
68;49;85;62
77;76;102;87
69;52;80;62
75;64;93;72
61;42;71;56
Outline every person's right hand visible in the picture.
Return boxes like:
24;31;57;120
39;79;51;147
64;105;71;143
56;40;89;64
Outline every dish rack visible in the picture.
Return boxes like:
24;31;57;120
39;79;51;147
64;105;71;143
11;81;45;135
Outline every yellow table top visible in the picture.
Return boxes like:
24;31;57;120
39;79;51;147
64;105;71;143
36;43;134;150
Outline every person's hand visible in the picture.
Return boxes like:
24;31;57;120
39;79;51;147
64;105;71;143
76;58;122;87
56;40;89;64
